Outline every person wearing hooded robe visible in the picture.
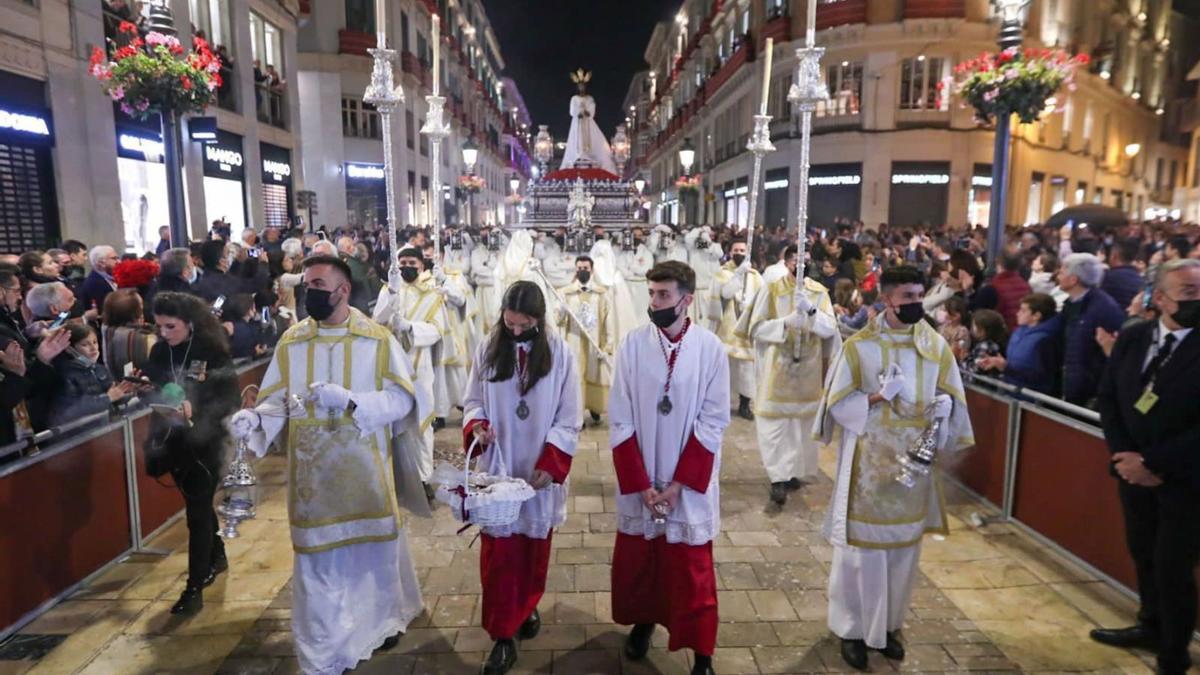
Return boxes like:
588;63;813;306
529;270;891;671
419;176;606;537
614;226;655;323
589;238;641;343
535;228;578;292
435;230;480;412
685;226;724;328
470;226;510;334
814;265;973;670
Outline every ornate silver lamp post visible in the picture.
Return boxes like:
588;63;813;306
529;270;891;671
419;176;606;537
462;138;479;227
534;125;553;177
787;0;830;281
985;0;1033;272
678;137;696;225
420;14;451;260
745;37;777;272
363;0;405;289
611;124;630;176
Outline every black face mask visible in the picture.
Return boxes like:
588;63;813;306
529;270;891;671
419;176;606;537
305;287;336;321
731;254;746;267
648;301;683;329
506;325;539;343
1170;299;1200;329
400;267;420;283
423;258;434;271
895;302;925;325
577;271;592;285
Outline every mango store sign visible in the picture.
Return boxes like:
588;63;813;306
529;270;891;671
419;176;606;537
205;144;243;172
263;159;291;182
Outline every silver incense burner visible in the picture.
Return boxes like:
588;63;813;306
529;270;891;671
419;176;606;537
218;393;307;538
896;416;943;489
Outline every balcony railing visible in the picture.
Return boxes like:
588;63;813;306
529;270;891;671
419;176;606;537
817;0;867;30
904;0;966;20
256;85;286;129
338;29;375;57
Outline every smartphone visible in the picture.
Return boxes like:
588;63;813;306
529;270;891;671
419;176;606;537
49;311;70;330
122;375;152;385
1142;283;1153;308
248;247;261;258
317;232;327;240
212;295;226;314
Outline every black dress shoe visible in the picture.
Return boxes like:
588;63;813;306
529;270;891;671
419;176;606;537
624;623;654;660
433;417;446;431
1089;625;1160;651
840;638;868;671
517;609;541;640
880;631;905;660
769;482;788;505
170;586;203;615
379;631;402;651
590;411;601;423
691;653;715;675
202;556;229;588
423;482;436;504
482;639;517;674
784;477;803;491
737;396;754;421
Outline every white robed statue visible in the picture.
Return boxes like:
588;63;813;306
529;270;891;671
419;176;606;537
560;68;618;174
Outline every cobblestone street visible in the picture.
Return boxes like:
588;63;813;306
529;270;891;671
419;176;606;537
8;415;1182;674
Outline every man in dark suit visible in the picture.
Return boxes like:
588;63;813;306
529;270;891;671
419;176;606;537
192;240;248;304
1092;258;1200;675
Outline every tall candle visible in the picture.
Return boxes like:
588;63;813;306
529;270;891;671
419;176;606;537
759;37;774;114
375;0;387;49
806;0;816;46
432;14;440;95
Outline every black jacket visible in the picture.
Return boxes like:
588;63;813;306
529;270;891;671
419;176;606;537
0;308;58;432
78;270;116;313
1097;320;1200;490
49;353;116;426
192;270;248;304
142;338;240;472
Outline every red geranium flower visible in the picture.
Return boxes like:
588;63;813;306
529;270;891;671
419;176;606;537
180;75;193;90
118;21;138;34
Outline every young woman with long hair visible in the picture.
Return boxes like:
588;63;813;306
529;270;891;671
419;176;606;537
462;281;581;675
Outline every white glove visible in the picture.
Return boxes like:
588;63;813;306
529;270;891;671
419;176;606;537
930;393;953;421
309;382;352;411
783;312;807;331
393;315;412;333
734;261;751;277
794;291;813;314
556;306;568;324
878;363;906;401
387;267;402;291
432;266;447;284
228;409;261;440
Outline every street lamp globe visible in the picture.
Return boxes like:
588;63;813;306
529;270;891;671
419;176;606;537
461;138;479;172
678;137;696;176
534;125;554;166
509;176;521;194
634;175;646;194
1124;143;1141;157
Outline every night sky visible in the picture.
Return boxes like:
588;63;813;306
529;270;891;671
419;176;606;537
482;0;681;141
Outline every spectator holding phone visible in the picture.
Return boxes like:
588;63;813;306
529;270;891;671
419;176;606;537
48;323;134;426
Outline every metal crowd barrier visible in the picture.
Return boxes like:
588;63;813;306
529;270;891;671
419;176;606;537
0;357;272;640
948;372;1137;599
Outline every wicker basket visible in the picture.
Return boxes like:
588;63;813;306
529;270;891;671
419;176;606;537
434;438;535;528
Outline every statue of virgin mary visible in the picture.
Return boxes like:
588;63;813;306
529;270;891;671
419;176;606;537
560;68;618;175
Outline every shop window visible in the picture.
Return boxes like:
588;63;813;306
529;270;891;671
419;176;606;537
1026;172;1045;225
0;143;57;253
344;0;375;33
262;184;289;229
899;57;948;111
341;97;380;138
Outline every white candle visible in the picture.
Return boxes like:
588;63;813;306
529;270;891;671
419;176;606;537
806;0;816;46
432;14;440;95
375;0;387;49
759;37;774;114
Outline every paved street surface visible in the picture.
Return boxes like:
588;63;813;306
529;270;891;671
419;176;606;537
6;415;1187;674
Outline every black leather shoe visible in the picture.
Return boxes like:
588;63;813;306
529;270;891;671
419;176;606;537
691;653;715;675
590;411;601;423
433;417;446;431
202;556;229;588
624;623;654;660
482;639;517;674
517;609;541;640
1089;625;1160;651
784;477;803;491
423;482;436;504
738;396;754;421
170;586;203;615
769;482;788;505
840;638;868;671
378;631;402;651
880;632;905;660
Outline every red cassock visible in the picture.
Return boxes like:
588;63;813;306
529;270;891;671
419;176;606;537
463;420;572;640
610;433;719;655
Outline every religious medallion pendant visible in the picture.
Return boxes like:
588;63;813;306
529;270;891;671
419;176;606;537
516;399;530;420
658;395;673;416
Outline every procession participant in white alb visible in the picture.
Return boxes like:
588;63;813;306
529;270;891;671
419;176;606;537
608;261;729;675
470;225;508;334
432;232;479;412
711;238;762;421
229;255;429;674
556;255;616;424
560;68;618;174
649;224;689;265
463;281;582;675
736;244;840;505
420;241;470;428
534;228;577;291
761;242;792;285
614;226;655;322
588;238;641;342
373;248;444;485
685;226;724;327
814;265;973;670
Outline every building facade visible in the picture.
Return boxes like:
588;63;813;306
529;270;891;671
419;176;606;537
0;0;304;254
626;0;1198;231
295;0;531;232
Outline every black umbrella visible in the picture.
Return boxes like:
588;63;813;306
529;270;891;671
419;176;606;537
1044;204;1128;236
